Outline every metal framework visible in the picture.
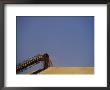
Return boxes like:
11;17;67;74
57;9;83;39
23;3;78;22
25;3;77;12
16;53;53;74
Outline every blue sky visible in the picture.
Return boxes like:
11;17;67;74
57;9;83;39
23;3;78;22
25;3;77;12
16;16;94;71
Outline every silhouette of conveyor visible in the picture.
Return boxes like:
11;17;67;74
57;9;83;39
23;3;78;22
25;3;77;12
16;53;53;74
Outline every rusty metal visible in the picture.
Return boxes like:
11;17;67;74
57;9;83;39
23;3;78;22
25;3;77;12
16;53;53;74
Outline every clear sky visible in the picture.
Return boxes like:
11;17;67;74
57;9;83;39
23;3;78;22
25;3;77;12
16;16;94;71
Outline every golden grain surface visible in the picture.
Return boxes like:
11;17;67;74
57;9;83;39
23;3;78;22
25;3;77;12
31;67;94;74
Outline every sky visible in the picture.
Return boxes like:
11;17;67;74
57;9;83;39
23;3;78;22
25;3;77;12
16;16;94;73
